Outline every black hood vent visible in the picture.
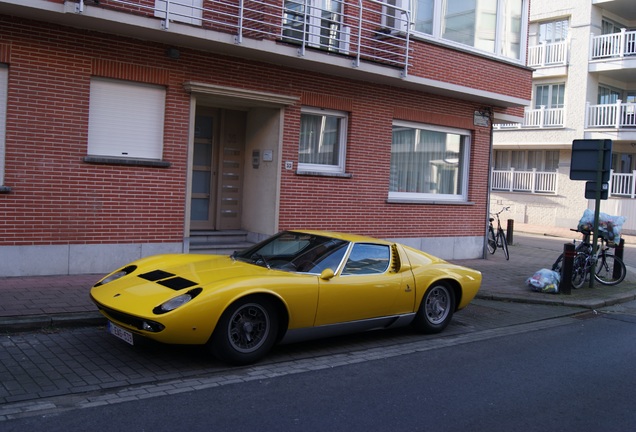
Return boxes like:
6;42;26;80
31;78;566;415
138;270;197;290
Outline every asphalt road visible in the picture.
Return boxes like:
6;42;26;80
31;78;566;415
5;310;636;432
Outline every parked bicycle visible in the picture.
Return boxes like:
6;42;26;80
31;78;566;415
487;206;510;260
552;228;626;289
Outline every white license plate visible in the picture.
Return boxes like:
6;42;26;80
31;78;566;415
107;321;134;345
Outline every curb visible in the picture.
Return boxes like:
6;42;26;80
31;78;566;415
0;312;106;333
477;290;636;310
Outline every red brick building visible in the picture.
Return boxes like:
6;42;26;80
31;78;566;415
0;0;532;276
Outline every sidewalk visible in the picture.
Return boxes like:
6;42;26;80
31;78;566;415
1;223;636;332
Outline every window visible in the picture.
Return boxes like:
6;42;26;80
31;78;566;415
602;18;624;35
298;108;347;174
598;85;622;105
412;0;434;34
534;83;564;109
87;78;166;160
382;0;410;33
390;122;470;202
283;0;346;52
0;64;6;187
155;0;202;26
408;0;526;61
538;19;568;44
494;150;510;170
544;150;559;171
494;150;558;171
341;244;390;275
612;153;634;174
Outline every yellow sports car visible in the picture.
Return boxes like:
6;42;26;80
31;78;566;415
90;230;482;365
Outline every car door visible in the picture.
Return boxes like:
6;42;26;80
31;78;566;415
313;243;416;326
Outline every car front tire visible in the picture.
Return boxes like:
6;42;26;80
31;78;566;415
412;282;455;334
209;296;279;365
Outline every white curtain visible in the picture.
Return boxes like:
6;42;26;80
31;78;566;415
299;114;340;165
390;126;462;195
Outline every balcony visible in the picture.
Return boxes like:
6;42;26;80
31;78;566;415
527;40;568;68
72;0;412;74
493;106;564;130
491;168;636;200
490;169;558;194
585;101;636;128
589;29;636;81
590;29;636;60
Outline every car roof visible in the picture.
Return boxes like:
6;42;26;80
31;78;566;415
287;229;393;245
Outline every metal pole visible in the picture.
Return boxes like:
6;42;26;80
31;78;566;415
506;219;514;245
561;243;575;295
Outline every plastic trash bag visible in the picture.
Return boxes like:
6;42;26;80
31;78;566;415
577;209;625;245
526;268;560;294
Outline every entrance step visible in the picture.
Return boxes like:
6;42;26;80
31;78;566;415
188;230;254;255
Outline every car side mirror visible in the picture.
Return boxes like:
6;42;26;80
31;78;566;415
320;268;335;280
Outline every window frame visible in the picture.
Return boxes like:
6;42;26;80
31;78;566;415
297;107;348;175
538;19;569;44
86;77;166;162
282;0;348;53
405;0;528;63
534;83;565;109
389;120;471;203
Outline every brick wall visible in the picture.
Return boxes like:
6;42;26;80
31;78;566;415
0;14;531;247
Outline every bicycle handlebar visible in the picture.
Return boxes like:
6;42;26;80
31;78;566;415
490;206;510;216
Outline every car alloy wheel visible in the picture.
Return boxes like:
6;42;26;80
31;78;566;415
412;282;455;334
210;296;279;365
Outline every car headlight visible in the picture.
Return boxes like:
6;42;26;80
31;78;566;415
153;288;202;314
94;265;137;287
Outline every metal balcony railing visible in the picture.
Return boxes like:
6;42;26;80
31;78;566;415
493;106;564;130
490;168;558;194
527;40;568;68
75;0;413;75
586;101;636;128
590;29;636;59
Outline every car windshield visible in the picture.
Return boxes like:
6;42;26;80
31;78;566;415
233;231;349;273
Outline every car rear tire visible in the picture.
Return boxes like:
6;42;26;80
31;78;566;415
412;282;455;334
209;296;279;365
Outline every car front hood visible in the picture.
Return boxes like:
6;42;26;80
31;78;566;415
90;254;275;316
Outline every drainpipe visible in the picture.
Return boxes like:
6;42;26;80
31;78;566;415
484;107;494;259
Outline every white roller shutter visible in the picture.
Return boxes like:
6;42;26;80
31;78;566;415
87;78;166;160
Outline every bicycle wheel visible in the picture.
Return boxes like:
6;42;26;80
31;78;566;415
487;227;496;254
594;253;626;286
552;254;564;272
571;253;588;289
498;229;509;260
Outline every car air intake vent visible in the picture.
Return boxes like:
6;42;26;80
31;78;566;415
138;270;197;290
139;270;175;281
157;277;197;290
390;245;401;272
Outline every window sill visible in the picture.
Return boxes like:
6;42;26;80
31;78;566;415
0;185;11;194
83;156;171;168
386;198;475;205
296;170;353;179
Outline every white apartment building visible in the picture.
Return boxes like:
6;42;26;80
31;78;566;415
491;0;636;233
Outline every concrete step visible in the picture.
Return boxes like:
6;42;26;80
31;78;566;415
188;230;254;255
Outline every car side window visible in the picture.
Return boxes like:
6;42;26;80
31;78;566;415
341;244;390;275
